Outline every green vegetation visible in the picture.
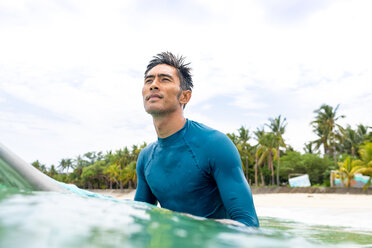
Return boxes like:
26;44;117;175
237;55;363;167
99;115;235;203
335;143;372;189
31;104;372;189
336;156;364;188
280;152;334;186
32;144;146;189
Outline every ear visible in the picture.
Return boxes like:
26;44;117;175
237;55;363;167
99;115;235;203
179;90;192;105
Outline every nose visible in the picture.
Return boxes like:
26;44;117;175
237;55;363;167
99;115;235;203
149;78;159;91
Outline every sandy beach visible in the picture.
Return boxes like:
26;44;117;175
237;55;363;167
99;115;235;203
252;193;372;230
253;193;372;209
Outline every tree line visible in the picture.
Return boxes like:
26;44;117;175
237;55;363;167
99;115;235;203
32;144;146;189
32;104;372;189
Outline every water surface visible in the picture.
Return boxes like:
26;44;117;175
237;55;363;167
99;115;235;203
0;186;371;248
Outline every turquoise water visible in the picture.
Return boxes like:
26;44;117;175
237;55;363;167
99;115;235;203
0;186;371;248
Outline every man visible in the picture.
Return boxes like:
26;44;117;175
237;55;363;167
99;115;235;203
134;52;259;227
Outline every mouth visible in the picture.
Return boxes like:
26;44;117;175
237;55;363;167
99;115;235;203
146;94;163;101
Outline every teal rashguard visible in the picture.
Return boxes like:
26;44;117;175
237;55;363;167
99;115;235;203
134;119;259;227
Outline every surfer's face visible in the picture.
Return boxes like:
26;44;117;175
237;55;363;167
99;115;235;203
143;64;190;116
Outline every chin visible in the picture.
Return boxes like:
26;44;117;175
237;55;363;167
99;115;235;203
145;107;164;116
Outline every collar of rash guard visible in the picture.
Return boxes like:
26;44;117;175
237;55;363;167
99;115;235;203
157;119;189;147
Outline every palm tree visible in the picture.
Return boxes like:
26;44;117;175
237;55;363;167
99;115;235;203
75;155;89;168
354;143;372;170
358;142;372;164
341;125;358;156
311;104;345;166
303;142;316;154
311;126;329;154
237;126;253;181
110;148;131;189
104;164;120;189
48;165;58;177
58;158;74;173
354;142;372;189
228;126;253;182
340;124;369;157
32;160;47;173
266;115;287;185
84;152;97;165
58;159;68;173
253;127;265;186
336;156;365;188
122;161;137;188
337;143;372;189
357;124;370;140
256;132;279;185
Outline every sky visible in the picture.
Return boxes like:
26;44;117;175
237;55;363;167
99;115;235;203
0;0;371;166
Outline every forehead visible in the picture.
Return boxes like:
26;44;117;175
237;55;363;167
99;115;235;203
146;64;179;79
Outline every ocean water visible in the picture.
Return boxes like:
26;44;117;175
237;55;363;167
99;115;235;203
0;186;371;248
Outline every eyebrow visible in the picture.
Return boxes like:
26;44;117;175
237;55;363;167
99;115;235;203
144;73;174;80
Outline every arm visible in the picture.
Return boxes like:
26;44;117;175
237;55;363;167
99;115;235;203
134;150;158;205
211;134;259;227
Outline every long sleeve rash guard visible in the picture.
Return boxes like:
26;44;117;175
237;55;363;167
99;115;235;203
134;119;259;227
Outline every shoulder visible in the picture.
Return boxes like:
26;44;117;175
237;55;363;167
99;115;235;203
187;120;241;171
187;120;234;147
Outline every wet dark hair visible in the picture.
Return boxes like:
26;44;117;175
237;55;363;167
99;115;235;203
145;52;193;91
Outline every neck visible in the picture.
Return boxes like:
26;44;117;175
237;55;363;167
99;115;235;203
152;110;186;138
